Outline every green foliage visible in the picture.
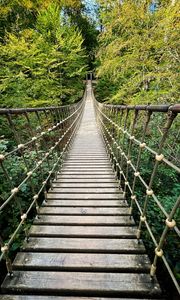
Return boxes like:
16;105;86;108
62;0;99;70
0;4;87;107
0;136;58;246
96;0;180;104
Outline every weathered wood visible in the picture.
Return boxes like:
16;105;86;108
67;157;109;159
22;237;144;253
69;152;107;154
43;200;127;207
0;297;165;300
48;188;122;194
63;155;110;158
65;159;110;161
0;297;164;300
62;166;112;169
46;194;124;199
52;183;119;188
63;162;111;165
61;168;113;172
55;178;118;183
57;175;116;179
13;252;150;272
2;271;161;296
59;171;115;175
34;215;134;225
29;225;136;238
38;207;129;215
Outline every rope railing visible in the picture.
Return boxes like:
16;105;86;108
94;96;180;294
0;93;86;276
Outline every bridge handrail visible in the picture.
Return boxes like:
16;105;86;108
0;93;86;276
101;103;180;113
94;95;180;294
0;102;80;114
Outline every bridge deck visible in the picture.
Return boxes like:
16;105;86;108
1;83;162;299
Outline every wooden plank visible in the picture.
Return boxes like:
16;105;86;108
38;207;129;215
43;200;127;207
22;237;144;253
13;252;150;272
29;225;136;238
34;215;134;226
70;148;105;150
69;152;107;154
55;179;118;183
48;188;122;194
67;154;108;156
60;171;114;175
0;296;164;300
62;165;112;168
57;175;116;179
63;162;111;165
65;159;110;161
2;271;161;296
46;194;124;199
67;156;109;159
61;167;112;170
52;183;119;188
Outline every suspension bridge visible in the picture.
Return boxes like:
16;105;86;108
0;81;179;299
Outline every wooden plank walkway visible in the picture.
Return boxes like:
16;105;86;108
1;82;162;299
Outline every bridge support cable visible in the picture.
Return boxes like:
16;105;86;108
94;96;180;294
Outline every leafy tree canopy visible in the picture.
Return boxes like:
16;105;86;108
0;3;88;107
95;0;180;105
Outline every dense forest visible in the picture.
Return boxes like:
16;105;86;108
0;0;98;107
0;0;179;107
95;0;180;104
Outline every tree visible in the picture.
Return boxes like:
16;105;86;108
0;4;87;107
62;0;99;70
95;0;180;105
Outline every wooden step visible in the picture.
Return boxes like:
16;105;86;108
65;159;110;161
34;215;134;226
59;171;114;175
0;297;165;300
22;238;144;253
13;252;150;272
43;200;127;207
69;152;107;154
61;166;113;174
52;183;119;188
38;207;129;215
46;194;124;200
63;162;111;165
2;271;161;297
62;165;112;168
55;178;118;183
57;175;116;179
62;158;109;161
29;225;136;238
48;188;122;194
63;156;109;158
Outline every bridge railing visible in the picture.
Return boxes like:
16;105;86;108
0;96;85;276
94;99;180;293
